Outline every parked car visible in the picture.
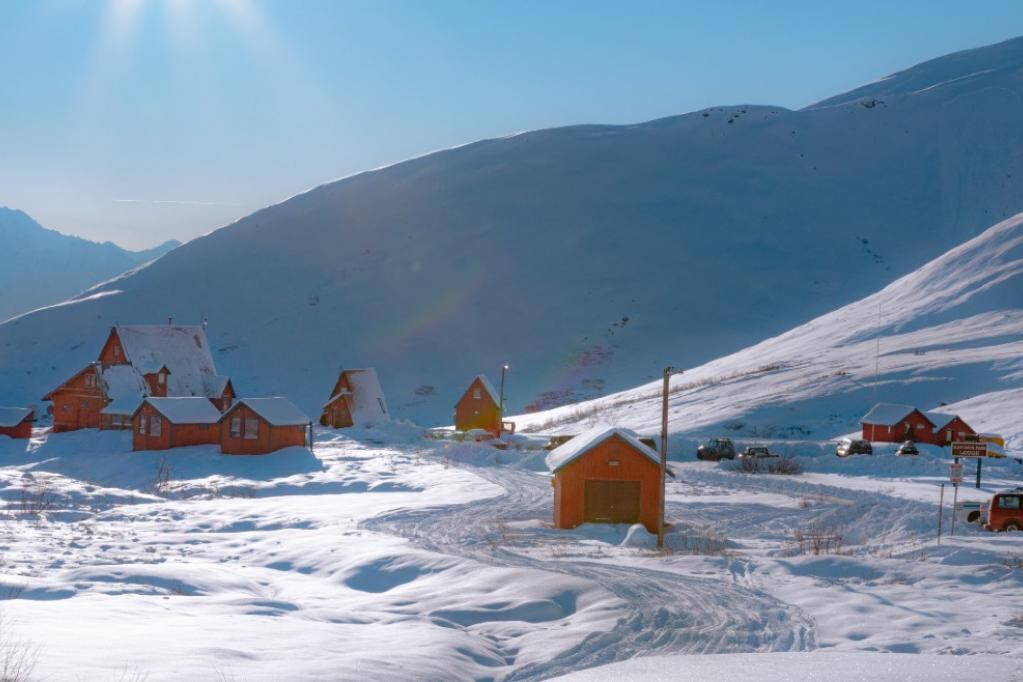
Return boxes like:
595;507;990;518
835;438;872;457
697;438;736;461
738;446;778;460
983;488;1023;532
896;440;920;456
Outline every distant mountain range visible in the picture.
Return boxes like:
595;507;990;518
1;37;1022;424
0;208;179;322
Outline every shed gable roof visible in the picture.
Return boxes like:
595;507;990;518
0;407;34;428
546;426;659;472
226;398;310;426
138;397;222;424
861;403;925;426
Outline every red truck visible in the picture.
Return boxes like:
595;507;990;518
983;488;1023;532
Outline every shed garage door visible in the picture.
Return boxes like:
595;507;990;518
583;480;641;524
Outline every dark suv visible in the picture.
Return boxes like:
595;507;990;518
697;438;736;461
836;438;873;457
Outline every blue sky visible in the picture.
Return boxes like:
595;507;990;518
2;0;1022;249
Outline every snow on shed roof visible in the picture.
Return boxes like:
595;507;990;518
0;407;33;428
115;325;222;398
546;426;659;472
138;397;222;424
457;374;500;407
341;368;389;426
861;403;919;426
924;411;959;430
230;398;310;426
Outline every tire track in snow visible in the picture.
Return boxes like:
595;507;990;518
363;464;816;680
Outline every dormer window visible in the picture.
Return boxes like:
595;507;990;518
473;387;481;399
158;372;166;386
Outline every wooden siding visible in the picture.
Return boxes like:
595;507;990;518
0;415;32;440
132;403;219;451
552;434;661;533
98;328;128;366
220;403;307;455
49;365;107;432
454;377;502;435
861;409;933;443
932;417;976;445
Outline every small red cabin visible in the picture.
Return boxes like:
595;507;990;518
454;375;502;436
0;408;34;440
927;413;976;446
132;398;222;451
547;427;663;533
220;398;310;455
320;368;389;429
44;365;106;432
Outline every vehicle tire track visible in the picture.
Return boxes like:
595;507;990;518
363;464;816;680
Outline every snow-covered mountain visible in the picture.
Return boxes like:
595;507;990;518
510;211;1023;453
2;38;1023;424
0;208;179;322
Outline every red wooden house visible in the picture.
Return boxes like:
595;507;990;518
454;374;502;435
132;398;222;451
861;403;975;445
220;398;310;455
320;368;390;428
0;408;34;440
44;324;235;432
546;427;662;533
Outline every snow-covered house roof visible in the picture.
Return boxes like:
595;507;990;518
114;325;222;398
98;364;148;416
860;403;920;426
457;374;500;407
137;397;222;424
546;426;660;472
228;398;310;426
325;368;389;426
923;411;959;430
0;407;34;428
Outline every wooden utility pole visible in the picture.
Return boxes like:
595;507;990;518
658;366;672;549
937;483;945;545
499;364;509;435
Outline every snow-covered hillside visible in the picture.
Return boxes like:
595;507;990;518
3;38;1023;424
511;212;1023;452
0;208;179;322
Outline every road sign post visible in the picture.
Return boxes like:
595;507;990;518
950;462;964;485
937;483;945;545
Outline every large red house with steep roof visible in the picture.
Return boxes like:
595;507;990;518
45;324;235;432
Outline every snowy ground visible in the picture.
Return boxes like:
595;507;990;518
0;427;1021;680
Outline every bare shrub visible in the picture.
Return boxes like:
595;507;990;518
0;614;37;682
151;457;172;495
732;457;802;475
1003;554;1023;570
14;486;59;518
790;524;844;556
769;457;802;475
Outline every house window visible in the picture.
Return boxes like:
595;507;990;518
85;374;96;388
473;387;481;399
377;397;387;414
916;423;924;430
946;431;952;443
244;419;259;440
230;417;241;438
62;404;71;413
151;415;162;437
112;345;121;359
138;417;146;435
158;373;166;386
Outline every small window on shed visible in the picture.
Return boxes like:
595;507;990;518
138;417;146;434
151;415;162;437
244;418;259;440
377;397;387;414
473;387;481;399
230;417;241;438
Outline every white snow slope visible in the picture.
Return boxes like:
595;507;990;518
3;38;1023;424
2;424;1022;680
511;211;1023;454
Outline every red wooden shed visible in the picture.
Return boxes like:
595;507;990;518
132;398;222;451
44;364;106;432
546;427;663;533
925;412;976;446
861;403;934;443
220;398;310;455
454;374;502;435
320;368;389;428
0;408;34;440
